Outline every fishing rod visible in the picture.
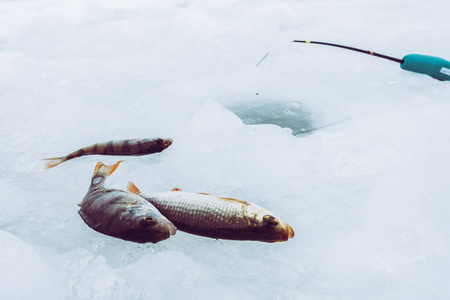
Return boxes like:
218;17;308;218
293;40;450;81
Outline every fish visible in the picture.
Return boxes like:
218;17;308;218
78;161;177;244
43;138;173;169
127;183;294;243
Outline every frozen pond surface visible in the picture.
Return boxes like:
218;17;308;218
1;0;450;299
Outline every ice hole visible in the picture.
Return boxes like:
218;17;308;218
226;100;315;135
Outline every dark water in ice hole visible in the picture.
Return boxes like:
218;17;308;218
226;100;315;135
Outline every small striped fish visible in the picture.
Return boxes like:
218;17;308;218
44;138;172;169
79;161;177;244
127;183;294;243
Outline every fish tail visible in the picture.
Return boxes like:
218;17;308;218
42;157;66;169
93;161;123;177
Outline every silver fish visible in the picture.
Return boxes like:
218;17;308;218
127;183;294;243
44;138;173;169
79;161;177;243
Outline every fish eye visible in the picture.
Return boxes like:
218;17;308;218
140;216;157;227
263;215;279;226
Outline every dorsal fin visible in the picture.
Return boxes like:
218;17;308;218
127;181;141;195
218;196;250;205
171;188;182;191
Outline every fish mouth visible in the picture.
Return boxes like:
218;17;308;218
275;223;294;242
160;216;177;236
163;139;173;148
287;224;295;239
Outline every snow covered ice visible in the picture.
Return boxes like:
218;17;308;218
1;0;450;299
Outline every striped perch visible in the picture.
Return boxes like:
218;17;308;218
44;138;172;169
78;161;176;243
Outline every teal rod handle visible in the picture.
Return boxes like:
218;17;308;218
401;54;450;81
294;40;450;81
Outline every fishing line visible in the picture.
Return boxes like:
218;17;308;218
293;116;351;135
256;52;270;67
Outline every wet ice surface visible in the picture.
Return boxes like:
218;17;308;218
226;100;315;134
1;0;450;299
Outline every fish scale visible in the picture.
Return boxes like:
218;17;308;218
141;192;248;229
127;181;295;242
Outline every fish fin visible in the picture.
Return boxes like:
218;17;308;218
198;192;210;195
171;188;182;191
78;210;96;229
42;157;66;169
93;161;123;177
127;181;141;195
218;196;250;205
